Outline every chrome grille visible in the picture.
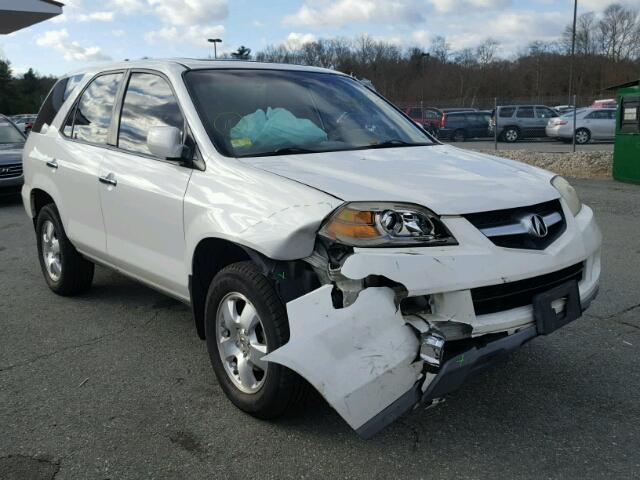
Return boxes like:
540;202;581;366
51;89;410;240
0;163;23;179
463;200;566;250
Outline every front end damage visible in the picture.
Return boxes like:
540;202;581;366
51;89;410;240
263;204;602;439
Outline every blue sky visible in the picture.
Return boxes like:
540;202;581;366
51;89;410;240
0;0;628;77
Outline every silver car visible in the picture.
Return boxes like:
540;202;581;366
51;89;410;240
546;108;616;144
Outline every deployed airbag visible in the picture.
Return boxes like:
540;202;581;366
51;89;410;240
230;107;327;150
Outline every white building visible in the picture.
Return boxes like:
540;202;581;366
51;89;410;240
1;0;63;34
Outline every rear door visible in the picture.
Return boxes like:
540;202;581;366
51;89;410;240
534;107;557;137
46;72;124;258
98;70;192;299
515;106;537;138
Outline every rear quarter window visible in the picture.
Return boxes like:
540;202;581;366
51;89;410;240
31;74;84;134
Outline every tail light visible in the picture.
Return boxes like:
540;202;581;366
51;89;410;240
440;113;446;128
557;120;568;125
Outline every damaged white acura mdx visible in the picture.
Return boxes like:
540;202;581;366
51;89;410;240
22;60;601;438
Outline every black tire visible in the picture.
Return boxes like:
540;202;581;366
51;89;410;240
502;126;520;142
204;261;308;419
575;128;591;145
452;129;466;142
35;204;94;296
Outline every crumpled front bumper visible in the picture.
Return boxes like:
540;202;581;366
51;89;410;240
264;202;602;438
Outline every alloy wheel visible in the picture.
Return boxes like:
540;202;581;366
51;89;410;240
41;220;62;282
216;292;268;394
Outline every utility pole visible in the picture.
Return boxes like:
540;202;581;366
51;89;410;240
420;52;429;123
208;38;222;59
568;0;578;106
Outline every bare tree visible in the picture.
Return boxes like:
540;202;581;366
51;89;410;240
429;36;450;63
598;4;640;61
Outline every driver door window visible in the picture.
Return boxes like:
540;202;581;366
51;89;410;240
117;73;184;157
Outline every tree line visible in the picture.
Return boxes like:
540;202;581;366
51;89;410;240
0;60;56;115
255;3;640;108
1;2;638;115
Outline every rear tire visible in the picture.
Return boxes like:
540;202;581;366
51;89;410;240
502;127;520;142
575;128;591;144
452;129;466;142
35;204;94;296
204;261;308;419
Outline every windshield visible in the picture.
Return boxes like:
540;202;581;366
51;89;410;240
185;69;434;157
0;118;25;144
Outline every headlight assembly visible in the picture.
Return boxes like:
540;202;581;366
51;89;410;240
319;202;457;247
551;176;582;216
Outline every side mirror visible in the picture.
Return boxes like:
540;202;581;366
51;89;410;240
147;126;184;160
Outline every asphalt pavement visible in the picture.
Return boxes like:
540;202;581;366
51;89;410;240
1;178;639;479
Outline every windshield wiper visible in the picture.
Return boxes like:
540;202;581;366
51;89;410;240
239;146;322;158
367;139;431;149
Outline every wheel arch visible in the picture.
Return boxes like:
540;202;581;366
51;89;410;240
188;237;321;340
29;188;56;226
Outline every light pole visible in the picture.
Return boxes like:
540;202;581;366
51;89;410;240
568;0;577;106
420;52;429;121
208;38;222;59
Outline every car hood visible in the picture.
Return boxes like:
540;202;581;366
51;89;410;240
0;144;24;165
240;145;559;215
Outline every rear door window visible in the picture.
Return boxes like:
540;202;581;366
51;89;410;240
499;107;515;118
516;107;534;118
117;72;184;156
64;72;124;144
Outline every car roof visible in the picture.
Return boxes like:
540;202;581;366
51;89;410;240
62;58;343;78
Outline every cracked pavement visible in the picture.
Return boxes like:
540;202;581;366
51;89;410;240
1;178;639;479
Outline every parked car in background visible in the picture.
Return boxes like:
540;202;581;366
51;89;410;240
546;108;616;144
10;114;37;134
437;110;492;141
553;105;575;115
404;106;476;134
0;115;26;196
591;98;617;109
490;105;559;142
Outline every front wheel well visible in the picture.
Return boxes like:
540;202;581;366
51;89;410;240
190;238;251;339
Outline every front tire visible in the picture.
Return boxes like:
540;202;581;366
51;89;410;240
204;261;307;419
35;204;94;296
452;129;466;142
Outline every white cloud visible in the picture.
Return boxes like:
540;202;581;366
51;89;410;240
285;32;317;49
411;30;431;46
35;29;112;62
145;25;225;46
283;0;425;27
111;0;228;25
76;12;115;22
429;0;511;14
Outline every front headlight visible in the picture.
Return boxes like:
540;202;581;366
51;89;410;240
551;176;582;216
318;202;457;247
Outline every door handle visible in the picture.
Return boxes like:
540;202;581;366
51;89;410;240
98;174;117;187
45;159;58;169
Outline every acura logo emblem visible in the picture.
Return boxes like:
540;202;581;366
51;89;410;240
0;167;8;174
528;214;548;238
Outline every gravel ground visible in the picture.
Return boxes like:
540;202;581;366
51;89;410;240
1;178;639;480
478;150;613;178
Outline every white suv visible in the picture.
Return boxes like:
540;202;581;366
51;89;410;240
22;60;601;438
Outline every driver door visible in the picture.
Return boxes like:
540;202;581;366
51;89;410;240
98;71;192;299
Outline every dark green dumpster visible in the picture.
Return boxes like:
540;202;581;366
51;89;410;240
609;80;640;184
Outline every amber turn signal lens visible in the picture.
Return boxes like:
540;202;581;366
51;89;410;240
324;207;380;239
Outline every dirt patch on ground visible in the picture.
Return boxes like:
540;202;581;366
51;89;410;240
478;150;613;178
